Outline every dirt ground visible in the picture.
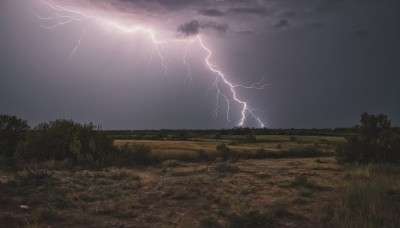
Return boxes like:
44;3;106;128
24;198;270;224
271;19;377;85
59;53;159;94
0;157;343;227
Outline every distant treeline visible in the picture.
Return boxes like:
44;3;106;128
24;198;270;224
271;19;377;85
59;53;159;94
105;127;368;140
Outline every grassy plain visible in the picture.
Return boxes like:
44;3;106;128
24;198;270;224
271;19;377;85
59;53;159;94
114;134;343;159
1;134;399;227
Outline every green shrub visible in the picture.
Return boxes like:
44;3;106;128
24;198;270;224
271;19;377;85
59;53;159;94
242;134;257;143
336;113;400;163
117;143;153;166
216;143;231;160
0;114;30;157
15;119;114;166
14;168;52;186
197;149;211;161
213;133;221;139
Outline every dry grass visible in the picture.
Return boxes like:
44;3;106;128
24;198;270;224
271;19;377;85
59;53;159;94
114;134;343;159
0;157;343;227
324;164;400;228
4;134;395;227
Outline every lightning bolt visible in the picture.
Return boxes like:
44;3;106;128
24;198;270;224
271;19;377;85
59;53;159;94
33;0;266;128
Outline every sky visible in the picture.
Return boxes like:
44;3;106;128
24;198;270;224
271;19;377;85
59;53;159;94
0;0;399;129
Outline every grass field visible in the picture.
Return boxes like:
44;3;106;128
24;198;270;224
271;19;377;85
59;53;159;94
1;134;399;227
114;134;344;159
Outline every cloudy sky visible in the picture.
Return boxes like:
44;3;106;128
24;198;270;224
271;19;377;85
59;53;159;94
0;0;399;129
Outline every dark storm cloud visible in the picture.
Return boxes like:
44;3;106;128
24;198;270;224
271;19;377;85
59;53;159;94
118;0;200;10
199;9;225;17
314;0;348;13
271;19;290;30
229;7;271;16
177;20;200;36
177;20;229;36
350;28;369;37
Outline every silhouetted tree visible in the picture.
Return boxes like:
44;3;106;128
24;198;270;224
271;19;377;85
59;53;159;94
0;114;30;157
336;113;400;163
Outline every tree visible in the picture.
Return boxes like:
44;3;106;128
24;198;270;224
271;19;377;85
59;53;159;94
0;114;30;157
16;119;114;165
336;113;399;163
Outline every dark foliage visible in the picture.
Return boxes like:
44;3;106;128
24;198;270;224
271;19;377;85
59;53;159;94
216;143;231;160
0;114;30;157
116;143;154;166
336;113;400;163
16;119;114;166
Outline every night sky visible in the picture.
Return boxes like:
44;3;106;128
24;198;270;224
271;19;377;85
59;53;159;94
0;0;399;129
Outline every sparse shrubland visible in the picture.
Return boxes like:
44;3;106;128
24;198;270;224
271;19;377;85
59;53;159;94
2;113;400;227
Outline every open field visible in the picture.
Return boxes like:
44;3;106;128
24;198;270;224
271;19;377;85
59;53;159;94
1;134;399;227
114;134;344;159
1;157;342;227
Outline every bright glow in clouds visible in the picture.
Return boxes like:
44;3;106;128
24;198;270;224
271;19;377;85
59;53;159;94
34;0;266;128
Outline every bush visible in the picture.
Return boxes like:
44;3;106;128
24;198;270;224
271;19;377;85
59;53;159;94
0;114;30;157
336;113;400;163
197;149;211;161
242;134;257;143
15;119;114;166
116;143;153;166
216;143;231;160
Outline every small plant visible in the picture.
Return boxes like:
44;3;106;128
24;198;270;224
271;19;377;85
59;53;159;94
197;150;210;161
213;133;221;139
216;143;231;160
254;148;266;159
242;134;257;143
14;168;52;186
117;143;153;166
289;136;297;142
